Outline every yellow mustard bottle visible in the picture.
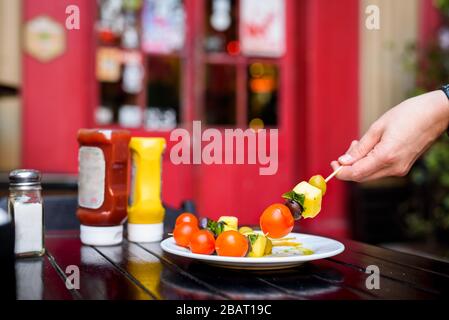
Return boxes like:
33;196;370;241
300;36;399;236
127;137;166;243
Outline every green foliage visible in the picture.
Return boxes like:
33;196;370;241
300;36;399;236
404;2;449;239
407;135;449;237
435;0;449;13
405;213;434;237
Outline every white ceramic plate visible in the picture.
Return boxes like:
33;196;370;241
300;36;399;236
160;232;345;270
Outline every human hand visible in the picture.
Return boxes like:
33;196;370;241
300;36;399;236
331;90;449;182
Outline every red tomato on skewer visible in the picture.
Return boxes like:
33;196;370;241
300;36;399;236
260;203;294;239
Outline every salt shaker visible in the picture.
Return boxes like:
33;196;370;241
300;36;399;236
8;169;45;258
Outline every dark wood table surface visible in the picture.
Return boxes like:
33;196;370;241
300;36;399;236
15;230;449;300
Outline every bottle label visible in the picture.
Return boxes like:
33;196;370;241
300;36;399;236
78;146;105;209
13;202;43;255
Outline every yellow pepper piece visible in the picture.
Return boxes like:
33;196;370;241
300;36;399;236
293;181;322;218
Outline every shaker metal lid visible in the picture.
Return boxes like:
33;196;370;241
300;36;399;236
9;169;42;186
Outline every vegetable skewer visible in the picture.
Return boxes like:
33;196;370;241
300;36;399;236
283;166;344;221
325;166;343;183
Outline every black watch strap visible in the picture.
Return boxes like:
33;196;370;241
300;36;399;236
440;85;449;135
440;84;449;100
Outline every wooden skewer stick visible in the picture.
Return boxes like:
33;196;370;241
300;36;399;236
325;166;343;183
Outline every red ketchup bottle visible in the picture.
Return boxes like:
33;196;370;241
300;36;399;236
76;129;131;246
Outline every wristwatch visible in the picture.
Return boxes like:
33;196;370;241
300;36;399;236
440;84;449;135
440;84;449;99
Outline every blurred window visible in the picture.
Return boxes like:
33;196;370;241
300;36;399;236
145;56;181;130
247;63;278;126
205;64;236;125
94;0;282;130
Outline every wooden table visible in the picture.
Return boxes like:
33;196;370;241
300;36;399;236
14;230;449;300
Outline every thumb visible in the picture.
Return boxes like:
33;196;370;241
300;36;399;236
338;123;383;165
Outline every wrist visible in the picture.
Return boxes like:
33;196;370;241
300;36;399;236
432;89;449;133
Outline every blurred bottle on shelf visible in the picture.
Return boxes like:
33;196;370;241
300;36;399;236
96;47;122;82
118;104;143;128
97;0;125;46
122;59;144;94
145;108;176;131
205;0;236;53
141;0;185;54
95;106;114;125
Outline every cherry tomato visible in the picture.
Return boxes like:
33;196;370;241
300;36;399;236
173;222;199;248
215;230;249;257
260;203;294;239
189;230;216;255
175;212;199;226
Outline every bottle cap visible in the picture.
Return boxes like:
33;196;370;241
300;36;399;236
127;223;164;243
80;225;123;246
9;169;42;190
